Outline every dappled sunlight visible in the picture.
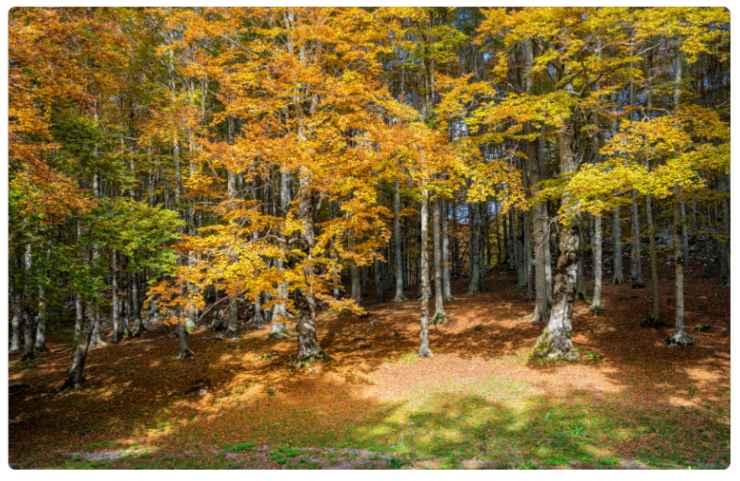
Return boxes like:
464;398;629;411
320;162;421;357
9;271;730;468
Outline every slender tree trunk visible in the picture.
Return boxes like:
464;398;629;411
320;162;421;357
680;200;689;271
441;199;452;300
89;173;106;348
645;194;661;324
373;259;383;302
22;243;34;360
432;198;446;323
131;272;145;336
273;170;291;321
11;289;22;353
668;197;693;346
74;221;84;342
351;263;361;303
612;206;624;284
720;176;730;285
532;121;579;361
524;212;533;299
468;202;481;294
630;191;644;287
111;250;121;343
34;256;47;352
590;215;603;313
419;189;432;357
532;201;551;323
392;180;406;302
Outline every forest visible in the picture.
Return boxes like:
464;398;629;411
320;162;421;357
8;7;731;470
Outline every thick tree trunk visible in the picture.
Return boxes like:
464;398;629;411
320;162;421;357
392;180;406;302
177;321;194;359
630;191;644;288
419;190;432;357
62;313;93;390
468;202;481;295
226;298;240;337
432;198;446;323
296;167;323;360
590;215;603;313
668;198;693;346
532;122;579;361
612;206;624;284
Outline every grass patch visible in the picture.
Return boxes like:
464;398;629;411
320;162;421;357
224;441;256;453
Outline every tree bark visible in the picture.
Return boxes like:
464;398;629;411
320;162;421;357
668;197;693;346
111;250;121;343
468;202;481;294
432;198;446;323
630;191;644;288
11;288;22;353
419;190;432;357
532;121;579;361
644;194;661;324
441;199;452;300
22;243;35;360
62;314;93;390
612;206;624;284
590;215;603;313
296;167;322;360
392;180;406;302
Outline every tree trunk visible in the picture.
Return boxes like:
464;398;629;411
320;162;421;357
419;190;432;357
11;289;22;353
74;223;84;342
590;215;603;313
441;199;452;300
612;206;624;284
680;201;689;271
111;250;121;343
226;298;240;337
351;263;361;303
296;167;323;360
392;180;406;302
177;321;194;359
630;191;644;287
532;121;579;361
432;198;446;323
373;258;383;302
22;243;34;360
62;313;93;390
272;170;291;322
644;195;661;324
532;201;551;323
468;202;481;294
34;281;47;351
668;197;693;346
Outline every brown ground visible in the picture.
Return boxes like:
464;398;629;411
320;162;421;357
8;270;730;469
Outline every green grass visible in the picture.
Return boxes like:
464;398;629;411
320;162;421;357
224;441;256;453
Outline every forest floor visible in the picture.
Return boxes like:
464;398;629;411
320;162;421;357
9;270;730;469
